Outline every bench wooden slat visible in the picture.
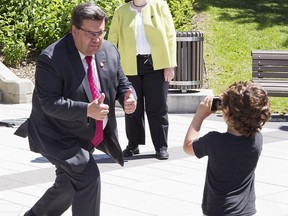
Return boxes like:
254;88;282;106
252;66;288;73
252;54;288;60
251;50;288;97
252;59;288;66
253;79;288;87
251;81;288;97
252;50;288;59
252;50;288;54
252;71;288;78
265;92;288;97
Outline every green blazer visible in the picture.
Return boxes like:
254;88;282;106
108;0;177;76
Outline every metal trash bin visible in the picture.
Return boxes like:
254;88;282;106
169;31;204;92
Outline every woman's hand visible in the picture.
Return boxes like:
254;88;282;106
164;67;175;82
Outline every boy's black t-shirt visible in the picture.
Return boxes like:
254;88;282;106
193;131;262;216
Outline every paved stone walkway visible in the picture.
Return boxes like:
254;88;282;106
0;103;287;216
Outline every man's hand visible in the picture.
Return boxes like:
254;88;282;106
124;88;137;114
87;93;109;120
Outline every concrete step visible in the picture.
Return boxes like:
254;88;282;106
167;89;213;113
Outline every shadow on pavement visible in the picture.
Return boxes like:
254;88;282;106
31;157;49;163
93;153;156;164
0;118;27;128
123;153;156;161
279;126;288;131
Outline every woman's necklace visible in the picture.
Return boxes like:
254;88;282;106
132;0;149;7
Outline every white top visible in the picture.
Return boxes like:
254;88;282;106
130;6;151;55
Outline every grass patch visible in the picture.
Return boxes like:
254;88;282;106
194;0;288;113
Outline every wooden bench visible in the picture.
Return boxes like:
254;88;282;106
252;50;288;97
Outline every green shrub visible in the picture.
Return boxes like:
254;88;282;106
0;0;122;66
2;39;29;66
0;0;29;66
167;0;195;31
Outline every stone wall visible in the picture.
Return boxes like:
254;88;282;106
0;62;33;104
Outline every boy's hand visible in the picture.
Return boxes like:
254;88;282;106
195;96;213;120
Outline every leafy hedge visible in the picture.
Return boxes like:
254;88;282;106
167;0;194;31
0;0;194;66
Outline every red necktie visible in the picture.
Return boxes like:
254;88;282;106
85;56;103;146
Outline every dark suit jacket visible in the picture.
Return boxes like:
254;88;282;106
15;33;136;166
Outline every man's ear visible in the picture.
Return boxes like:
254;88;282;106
71;25;78;36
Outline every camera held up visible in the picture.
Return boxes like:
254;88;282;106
211;96;221;111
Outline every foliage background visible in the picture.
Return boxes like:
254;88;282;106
0;0;193;66
193;0;288;113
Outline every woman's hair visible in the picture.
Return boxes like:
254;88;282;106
71;2;108;28
221;81;271;137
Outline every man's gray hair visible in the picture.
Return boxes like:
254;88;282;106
71;2;108;28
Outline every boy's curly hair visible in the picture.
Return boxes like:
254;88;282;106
221;81;271;137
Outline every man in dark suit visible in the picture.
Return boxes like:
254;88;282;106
15;2;137;216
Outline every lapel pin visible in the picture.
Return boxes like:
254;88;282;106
100;62;104;68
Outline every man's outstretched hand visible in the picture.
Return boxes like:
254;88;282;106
124;88;137;114
87;93;109;120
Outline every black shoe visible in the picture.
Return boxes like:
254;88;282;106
156;147;169;160
123;146;140;157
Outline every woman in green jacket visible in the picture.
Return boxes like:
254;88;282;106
108;0;177;159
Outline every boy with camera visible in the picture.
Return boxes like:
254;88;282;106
183;81;271;215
